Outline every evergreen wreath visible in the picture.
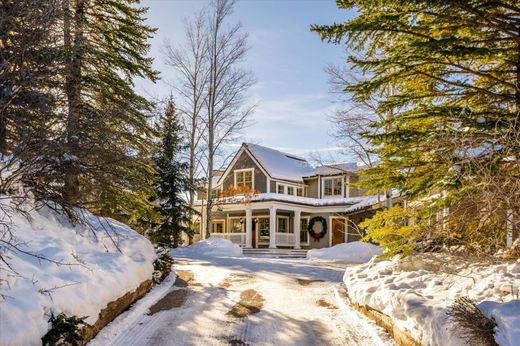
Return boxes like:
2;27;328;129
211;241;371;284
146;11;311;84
307;216;327;242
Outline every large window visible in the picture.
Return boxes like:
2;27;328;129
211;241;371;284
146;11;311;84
212;220;225;233
277;216;289;233
229;218;243;233
323;177;343;197
234;169;253;189
300;217;309;244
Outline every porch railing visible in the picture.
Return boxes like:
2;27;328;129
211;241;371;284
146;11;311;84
212;232;246;246
275;232;295;246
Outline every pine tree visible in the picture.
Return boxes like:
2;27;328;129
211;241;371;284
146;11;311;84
149;99;197;248
313;1;520;254
47;0;160;224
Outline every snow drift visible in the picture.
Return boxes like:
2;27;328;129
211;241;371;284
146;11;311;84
307;241;382;262
343;255;520;346
0;196;156;346
171;236;242;258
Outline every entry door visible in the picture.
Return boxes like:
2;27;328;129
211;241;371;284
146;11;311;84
331;218;345;246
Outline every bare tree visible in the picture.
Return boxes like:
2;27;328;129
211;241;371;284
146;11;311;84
203;0;256;238
164;10;209;208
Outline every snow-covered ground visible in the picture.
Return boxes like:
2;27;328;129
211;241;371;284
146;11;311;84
0;196;156;346
343;255;520;346
172;236;243;257
307;241;382;263
88;241;394;346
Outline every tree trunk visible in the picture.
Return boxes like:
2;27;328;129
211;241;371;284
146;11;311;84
63;0;84;205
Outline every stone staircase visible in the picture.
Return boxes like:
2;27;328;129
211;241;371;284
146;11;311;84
242;248;308;258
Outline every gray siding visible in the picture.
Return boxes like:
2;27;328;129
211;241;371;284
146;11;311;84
222;151;268;193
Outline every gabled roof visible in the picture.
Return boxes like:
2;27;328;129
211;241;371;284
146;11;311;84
244;143;314;182
311;163;362;177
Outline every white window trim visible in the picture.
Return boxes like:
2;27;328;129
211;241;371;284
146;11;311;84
300;216;310;245
255;215;270;245
321;176;344;199
212;219;226;233
277;215;290;233
275;182;306;196
234;168;254;190
228;216;245;234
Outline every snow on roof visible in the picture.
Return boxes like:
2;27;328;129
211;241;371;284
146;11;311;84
344;195;384;214
311;162;362;176
245;143;315;182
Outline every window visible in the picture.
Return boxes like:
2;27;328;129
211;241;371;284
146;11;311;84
287;186;294;195
210;189;221;199
235;169;253;189
323;177;343;197
277;184;285;194
229;218;243;233
257;217;270;244
300;217;309;244
277;216;289;233
212;220;224;233
296;188;303;197
276;183;304;196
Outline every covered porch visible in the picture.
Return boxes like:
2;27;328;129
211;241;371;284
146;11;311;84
205;201;349;249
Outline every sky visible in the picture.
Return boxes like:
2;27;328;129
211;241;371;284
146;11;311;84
137;0;354;161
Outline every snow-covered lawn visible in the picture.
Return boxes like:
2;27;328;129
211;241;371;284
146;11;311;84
88;240;394;346
307;241;382;263
0;196;156;346
172;236;243;257
343;255;520;346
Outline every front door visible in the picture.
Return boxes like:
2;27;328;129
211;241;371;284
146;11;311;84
331;218;345;246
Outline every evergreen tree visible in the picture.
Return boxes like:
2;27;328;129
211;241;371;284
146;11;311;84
149;99;196;248
313;1;520;254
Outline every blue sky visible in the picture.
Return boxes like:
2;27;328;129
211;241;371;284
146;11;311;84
137;0;354;161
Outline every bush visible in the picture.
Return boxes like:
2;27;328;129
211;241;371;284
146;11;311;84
153;252;174;284
447;297;497;346
41;313;87;346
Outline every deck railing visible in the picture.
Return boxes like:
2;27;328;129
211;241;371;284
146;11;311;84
275;232;295;246
212;232;246;246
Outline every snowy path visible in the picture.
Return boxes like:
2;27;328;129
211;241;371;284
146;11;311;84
89;255;394;346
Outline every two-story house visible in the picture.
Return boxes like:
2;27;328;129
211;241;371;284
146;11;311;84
193;143;387;249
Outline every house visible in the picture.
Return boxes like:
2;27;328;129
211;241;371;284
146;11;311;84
193;143;388;249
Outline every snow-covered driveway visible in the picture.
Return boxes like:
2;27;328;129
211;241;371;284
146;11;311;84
89;254;394;346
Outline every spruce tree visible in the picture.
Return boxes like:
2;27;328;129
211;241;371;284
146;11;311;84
313;1;520;254
149;99;196;248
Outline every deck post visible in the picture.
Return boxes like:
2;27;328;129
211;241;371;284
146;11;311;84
269;206;277;248
245;208;252;248
293;210;301;249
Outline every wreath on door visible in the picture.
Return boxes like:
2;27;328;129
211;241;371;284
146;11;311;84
308;216;327;242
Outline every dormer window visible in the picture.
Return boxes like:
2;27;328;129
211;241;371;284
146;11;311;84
234;169;253;189
323;177;343;197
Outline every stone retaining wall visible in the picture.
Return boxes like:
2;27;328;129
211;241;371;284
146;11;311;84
340;287;421;346
80;279;154;344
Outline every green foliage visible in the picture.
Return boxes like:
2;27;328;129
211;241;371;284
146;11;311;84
148;99;198;248
361;205;420;257
313;1;520;255
153;252;174;284
41;313;87;346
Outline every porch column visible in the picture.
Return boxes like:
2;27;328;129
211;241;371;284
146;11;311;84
245;208;252;248
269;206;277;248
293;210;301;249
344;216;349;243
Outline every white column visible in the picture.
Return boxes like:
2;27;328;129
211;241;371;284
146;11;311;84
245;208;252;248
293;210;301;249
269;206;276;248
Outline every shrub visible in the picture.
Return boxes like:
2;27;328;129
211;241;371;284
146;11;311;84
153;252;174;284
41;313;87;346
447;297;497;346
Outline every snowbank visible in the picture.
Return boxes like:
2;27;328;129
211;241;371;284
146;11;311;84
343;256;520;346
479;300;520;346
0;196;156;346
171;236;242;258
307;241;382;262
